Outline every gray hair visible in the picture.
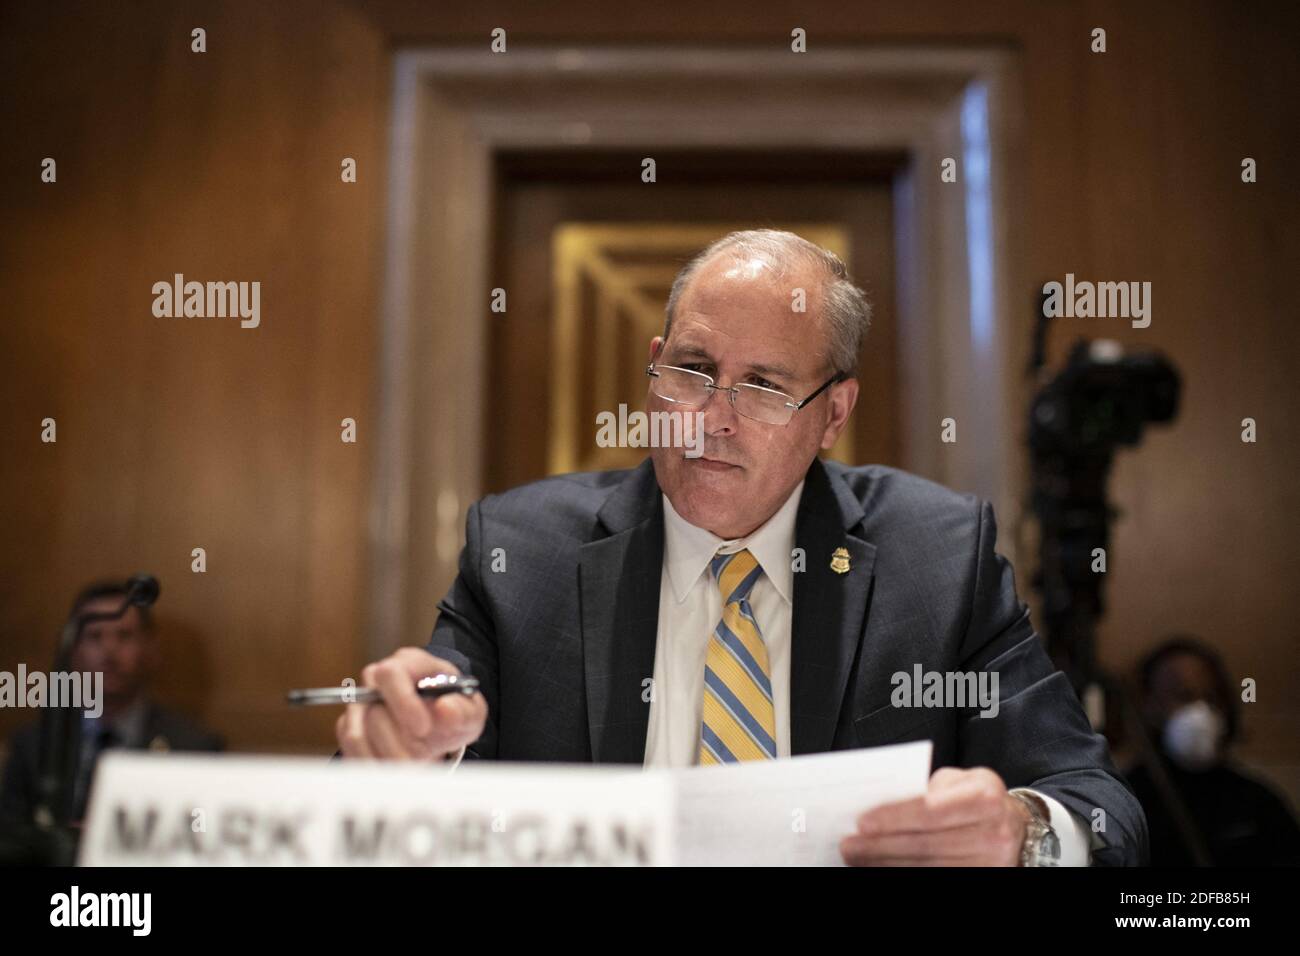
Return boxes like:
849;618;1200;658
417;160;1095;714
662;229;871;377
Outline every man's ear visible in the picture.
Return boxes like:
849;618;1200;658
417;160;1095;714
648;336;664;363
820;377;860;450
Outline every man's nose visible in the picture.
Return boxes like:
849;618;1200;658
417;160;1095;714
702;386;739;436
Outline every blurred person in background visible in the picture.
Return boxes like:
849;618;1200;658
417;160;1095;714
0;579;223;828
1126;635;1300;866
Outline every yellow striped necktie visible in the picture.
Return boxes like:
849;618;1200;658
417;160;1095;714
699;548;777;763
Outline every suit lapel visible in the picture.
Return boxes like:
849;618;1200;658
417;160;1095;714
790;459;878;755
579;460;664;764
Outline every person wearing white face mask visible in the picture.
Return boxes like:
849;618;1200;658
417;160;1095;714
1124;636;1300;866
1162;699;1228;773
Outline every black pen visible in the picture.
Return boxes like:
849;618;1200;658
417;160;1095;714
286;673;480;706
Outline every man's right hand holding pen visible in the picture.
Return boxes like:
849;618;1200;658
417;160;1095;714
335;648;488;761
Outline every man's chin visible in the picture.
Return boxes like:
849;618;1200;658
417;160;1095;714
670;469;750;524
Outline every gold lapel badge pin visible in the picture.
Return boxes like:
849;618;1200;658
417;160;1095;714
830;547;851;574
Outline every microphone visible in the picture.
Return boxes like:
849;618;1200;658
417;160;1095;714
124;573;160;608
53;573;159;664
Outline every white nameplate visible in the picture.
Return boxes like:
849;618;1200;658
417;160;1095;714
79;753;673;866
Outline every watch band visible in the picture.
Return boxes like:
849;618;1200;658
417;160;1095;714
1009;789;1062;867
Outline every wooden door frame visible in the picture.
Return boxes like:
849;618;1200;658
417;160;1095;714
371;46;1027;659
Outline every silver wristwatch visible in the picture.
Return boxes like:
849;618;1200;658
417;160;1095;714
1009;789;1061;867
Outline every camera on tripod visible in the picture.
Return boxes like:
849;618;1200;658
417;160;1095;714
1029;337;1180;696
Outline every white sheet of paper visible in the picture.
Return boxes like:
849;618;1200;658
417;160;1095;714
673;741;933;866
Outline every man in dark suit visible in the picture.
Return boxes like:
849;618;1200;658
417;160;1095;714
0;580;223;829
337;229;1147;866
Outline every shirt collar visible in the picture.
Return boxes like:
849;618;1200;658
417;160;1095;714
662;479;805;605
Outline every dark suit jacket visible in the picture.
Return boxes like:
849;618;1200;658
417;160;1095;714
428;457;1149;865
0;701;223;826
